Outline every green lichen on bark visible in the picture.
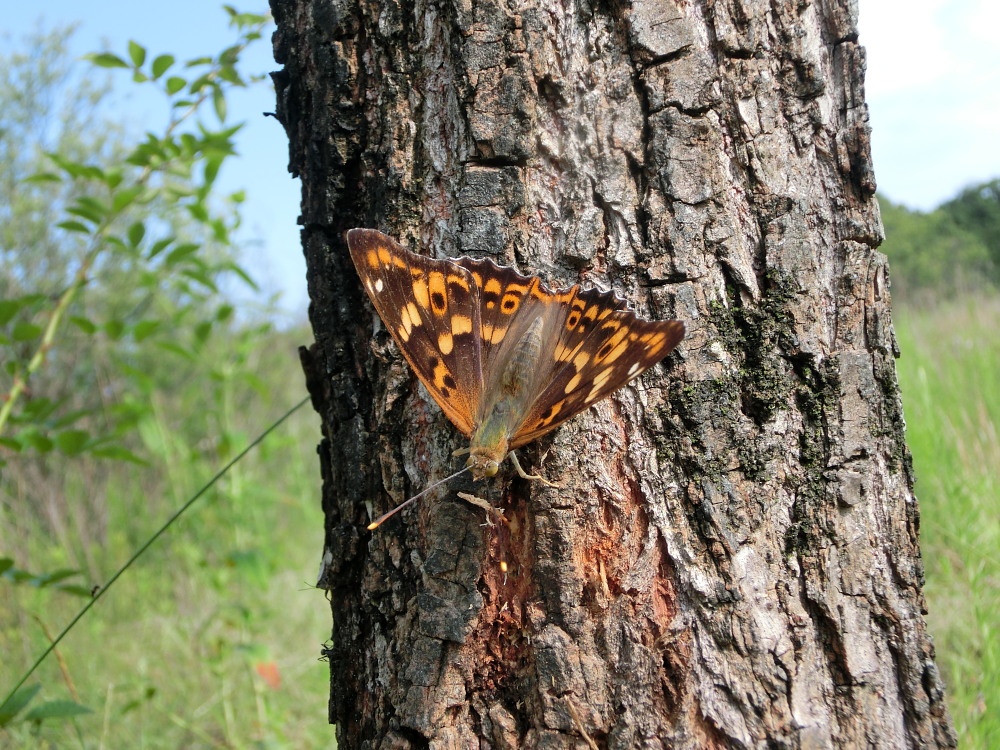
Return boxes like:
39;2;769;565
708;272;799;427
785;358;842;554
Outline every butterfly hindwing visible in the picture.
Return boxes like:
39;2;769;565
346;229;483;436
451;256;545;375
452;254;683;449
510;292;685;448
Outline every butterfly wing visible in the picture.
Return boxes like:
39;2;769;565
509;288;684;449
346;229;483;437
453;253;683;449
450;256;550;385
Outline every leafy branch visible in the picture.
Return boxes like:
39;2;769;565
0;7;269;454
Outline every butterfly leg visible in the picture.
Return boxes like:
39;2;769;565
508;451;559;487
458;492;511;579
457;492;507;525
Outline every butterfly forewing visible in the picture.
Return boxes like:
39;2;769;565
346;229;483;436
451;257;546;374
509;294;685;449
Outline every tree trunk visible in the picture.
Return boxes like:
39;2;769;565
271;0;957;746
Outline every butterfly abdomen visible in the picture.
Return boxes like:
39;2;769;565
468;317;546;476
499;317;544;400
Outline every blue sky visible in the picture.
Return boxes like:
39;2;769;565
6;1;999;318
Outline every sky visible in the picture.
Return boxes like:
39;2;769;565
5;1;999;318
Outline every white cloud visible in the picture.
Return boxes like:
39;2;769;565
861;0;1000;209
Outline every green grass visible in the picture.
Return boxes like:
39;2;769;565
894;294;1000;746
1;327;333;749
4;295;997;748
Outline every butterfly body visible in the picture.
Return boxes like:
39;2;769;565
346;228;684;486
467;315;547;478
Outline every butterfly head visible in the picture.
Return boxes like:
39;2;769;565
466;446;504;481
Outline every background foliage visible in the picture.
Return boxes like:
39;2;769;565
0;8;997;749
1;13;328;748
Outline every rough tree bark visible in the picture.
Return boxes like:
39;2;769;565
272;0;956;746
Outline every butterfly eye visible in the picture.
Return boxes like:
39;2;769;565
465;455;500;477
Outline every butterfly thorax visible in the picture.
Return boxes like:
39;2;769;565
466;316;546;480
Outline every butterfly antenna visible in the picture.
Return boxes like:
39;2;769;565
366;465;471;530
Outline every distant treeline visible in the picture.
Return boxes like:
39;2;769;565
879;178;1000;301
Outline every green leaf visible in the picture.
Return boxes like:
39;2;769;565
12;321;43;342
46;152;85;178
24;172;61;183
188;73;212;93
127;222;146;247
0;437;21;452
151;54;175;78
188;202;209;222
52;407;94;429
81;164;107;181
165;76;186;95
35;568;83;586
218;64;240;85
0;558;13;575
66;206;101;224
104;320;125;340
204;156;222;186
86;52;129;69
55;430;90;455
133;320;160;341
69;196;111;222
90;445;147;464
156;341;196;361
105;168;124;189
57;220;92;234
179;132;198;154
112;185;144;212
104;234;127;252
69;316;98;334
128;40;146;68
56;584;95;598
0;300;22;325
220;45;240;66
5;567;33;584
0;684;42;726
20;397;57;420
182;268;219;293
119;687;157;716
24;700;93;721
148;238;173;259
195;320;213;343
132;69;149;84
165;243;199;266
224;261;258;290
22;433;54;453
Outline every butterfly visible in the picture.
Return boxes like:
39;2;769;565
346;228;684;527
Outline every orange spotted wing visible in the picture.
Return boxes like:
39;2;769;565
346;228;684;455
